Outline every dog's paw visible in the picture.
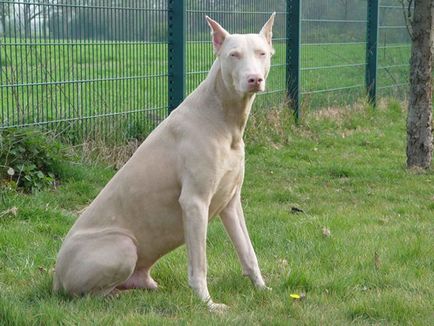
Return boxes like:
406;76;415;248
208;302;229;313
256;284;272;291
107;288;122;299
144;277;159;290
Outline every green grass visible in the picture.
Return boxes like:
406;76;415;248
1;100;433;324
1;37;413;134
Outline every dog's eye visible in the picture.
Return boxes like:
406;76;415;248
230;52;241;58
260;52;266;56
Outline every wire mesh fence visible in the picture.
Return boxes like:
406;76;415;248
300;0;368;109
0;0;415;143
0;0;168;143
186;0;287;109
377;0;411;99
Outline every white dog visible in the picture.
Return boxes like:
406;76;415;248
54;13;275;312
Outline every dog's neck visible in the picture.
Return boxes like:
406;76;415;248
203;59;256;141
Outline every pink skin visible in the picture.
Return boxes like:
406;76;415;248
246;74;264;93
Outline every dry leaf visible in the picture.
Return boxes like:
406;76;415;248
0;207;18;218
374;251;381;270
9;207;18;216
38;266;47;273
278;258;288;268
322;226;331;237
271;143;282;150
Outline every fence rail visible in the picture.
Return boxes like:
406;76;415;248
0;0;412;142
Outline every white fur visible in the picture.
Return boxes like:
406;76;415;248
53;13;275;312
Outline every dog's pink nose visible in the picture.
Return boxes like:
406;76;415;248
247;75;264;85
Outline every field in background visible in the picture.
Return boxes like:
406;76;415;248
1;39;412;141
2;0;422;144
1;101;433;325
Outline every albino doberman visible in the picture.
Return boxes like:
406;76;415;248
54;13;275;312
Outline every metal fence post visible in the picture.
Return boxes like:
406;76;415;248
168;0;186;113
366;0;379;107
286;0;301;121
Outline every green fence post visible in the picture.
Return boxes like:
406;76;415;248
168;0;186;113
366;0;379;107
286;0;301;121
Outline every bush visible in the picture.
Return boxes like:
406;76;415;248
0;128;66;193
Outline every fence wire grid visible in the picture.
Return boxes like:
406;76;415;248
0;0;413;143
377;0;411;97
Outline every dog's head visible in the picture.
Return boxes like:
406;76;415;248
205;13;275;96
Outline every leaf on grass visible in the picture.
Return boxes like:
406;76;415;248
278;258;288;268
0;206;18;218
9;207;18;216
38;266;47;273
271;142;282;150
278;258;291;277
290;207;304;214
374;251;381;270
322;226;331;237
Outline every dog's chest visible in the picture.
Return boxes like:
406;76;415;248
210;147;244;216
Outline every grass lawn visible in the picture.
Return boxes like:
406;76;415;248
1;100;433;324
1;36;413;138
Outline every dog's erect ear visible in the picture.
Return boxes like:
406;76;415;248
205;16;229;54
260;12;276;47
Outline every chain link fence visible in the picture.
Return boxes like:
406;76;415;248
0;0;413;143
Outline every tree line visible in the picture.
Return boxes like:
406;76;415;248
0;0;409;43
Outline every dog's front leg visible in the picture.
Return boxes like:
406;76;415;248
220;190;269;290
179;193;228;312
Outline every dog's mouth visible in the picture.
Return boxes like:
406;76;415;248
247;85;265;93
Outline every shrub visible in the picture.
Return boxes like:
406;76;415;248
0;128;66;193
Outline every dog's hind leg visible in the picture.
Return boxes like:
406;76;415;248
54;231;138;296
117;267;158;290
